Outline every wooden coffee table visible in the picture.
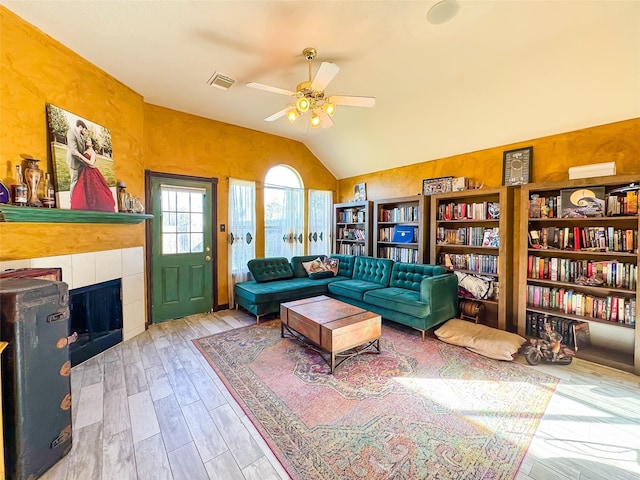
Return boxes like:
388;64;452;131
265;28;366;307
280;295;381;373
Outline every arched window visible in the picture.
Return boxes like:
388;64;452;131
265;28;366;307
264;165;304;258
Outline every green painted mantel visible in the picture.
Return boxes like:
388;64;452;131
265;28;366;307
0;205;153;224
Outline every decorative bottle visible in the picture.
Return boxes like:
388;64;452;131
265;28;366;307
41;172;56;208
24;158;43;207
10;164;28;206
117;181;128;213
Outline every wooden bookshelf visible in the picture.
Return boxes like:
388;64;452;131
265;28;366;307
429;187;514;331
519;175;639;375
374;195;428;263
333;201;372;256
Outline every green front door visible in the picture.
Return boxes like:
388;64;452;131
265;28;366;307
150;176;214;322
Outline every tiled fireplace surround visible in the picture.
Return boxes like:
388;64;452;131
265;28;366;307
0;247;145;341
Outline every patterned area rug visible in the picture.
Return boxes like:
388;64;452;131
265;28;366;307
194;321;558;480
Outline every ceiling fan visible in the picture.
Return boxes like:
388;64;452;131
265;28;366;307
247;47;375;129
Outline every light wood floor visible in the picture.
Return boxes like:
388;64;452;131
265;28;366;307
38;309;640;480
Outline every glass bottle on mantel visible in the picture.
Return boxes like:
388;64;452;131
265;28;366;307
41;172;56;208
10;164;28;206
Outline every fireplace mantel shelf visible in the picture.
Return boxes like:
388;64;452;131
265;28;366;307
0;205;153;224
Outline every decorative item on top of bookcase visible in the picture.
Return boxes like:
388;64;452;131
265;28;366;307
502;146;532;187
333;200;372;256
354;183;367;201
429;187;513;331
422;176;453;196
374;195;428;264
519;175;640;375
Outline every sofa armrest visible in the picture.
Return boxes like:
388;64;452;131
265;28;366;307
420;273;459;320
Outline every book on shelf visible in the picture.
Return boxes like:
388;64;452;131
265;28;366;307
481;228;500;247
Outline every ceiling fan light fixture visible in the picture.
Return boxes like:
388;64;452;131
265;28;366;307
287;108;300;123
322;102;336;117
296;96;310;112
310;111;322;128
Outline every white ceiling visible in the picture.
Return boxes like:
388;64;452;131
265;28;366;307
4;1;639;179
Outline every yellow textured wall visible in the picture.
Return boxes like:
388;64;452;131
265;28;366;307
0;8;336;306
0;7;146;259
143;104;337;302
337;118;640;202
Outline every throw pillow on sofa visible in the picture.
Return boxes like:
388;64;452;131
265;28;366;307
302;256;340;279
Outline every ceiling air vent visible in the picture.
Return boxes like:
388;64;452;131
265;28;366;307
207;72;236;90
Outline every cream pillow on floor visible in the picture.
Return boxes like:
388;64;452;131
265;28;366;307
434;318;526;361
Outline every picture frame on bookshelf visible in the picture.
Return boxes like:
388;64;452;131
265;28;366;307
354;182;367;201
392;225;415;243
560;187;605;218
502;146;532;186
422;176;453;195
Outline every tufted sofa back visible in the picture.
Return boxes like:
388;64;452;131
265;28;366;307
389;263;448;291
247;257;293;283
351;256;393;286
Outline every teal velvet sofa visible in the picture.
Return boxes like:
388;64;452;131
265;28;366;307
234;254;458;338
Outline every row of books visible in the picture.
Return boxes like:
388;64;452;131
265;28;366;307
336;208;366;224
527;256;637;290
436;227;499;247
377;246;418;263
607;191;639;216
525;312;591;350
337;227;366;241
337;243;367;256
529;226;637;253
528;187;638;219
527;285;636;325
378;206;419;223
439;252;499;275
436;201;500;221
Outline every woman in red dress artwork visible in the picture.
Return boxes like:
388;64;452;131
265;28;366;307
70;138;116;212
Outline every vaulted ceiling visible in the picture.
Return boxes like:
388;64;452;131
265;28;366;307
4;1;639;179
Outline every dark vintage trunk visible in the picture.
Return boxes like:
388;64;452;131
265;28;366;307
0;278;73;480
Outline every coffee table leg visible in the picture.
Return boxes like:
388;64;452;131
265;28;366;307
330;352;336;374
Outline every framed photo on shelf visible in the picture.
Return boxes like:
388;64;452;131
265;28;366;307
560;187;605;218
354;182;367;201
502;146;532;186
422;176;453;195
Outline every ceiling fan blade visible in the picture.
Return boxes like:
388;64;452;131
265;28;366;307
317;110;334;129
247;82;296;97
311;62;340;92
264;107;293;122
328;95;376;107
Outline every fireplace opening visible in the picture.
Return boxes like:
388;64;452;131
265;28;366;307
69;278;123;366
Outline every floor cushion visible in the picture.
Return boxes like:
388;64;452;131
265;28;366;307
434;318;526;361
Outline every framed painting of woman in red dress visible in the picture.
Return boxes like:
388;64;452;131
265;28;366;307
46;104;117;212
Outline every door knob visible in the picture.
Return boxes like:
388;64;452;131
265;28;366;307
205;255;211;261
